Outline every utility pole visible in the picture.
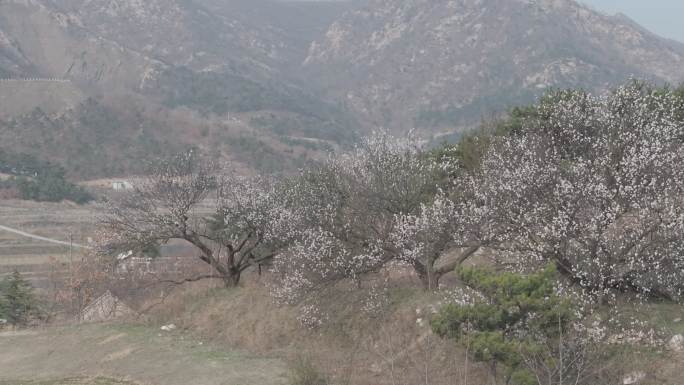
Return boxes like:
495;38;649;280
69;231;75;319
69;232;73;266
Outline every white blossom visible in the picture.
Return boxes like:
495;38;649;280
467;82;684;299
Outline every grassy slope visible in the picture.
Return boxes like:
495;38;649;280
144;280;684;385
1;279;683;385
0;324;287;385
145;281;491;385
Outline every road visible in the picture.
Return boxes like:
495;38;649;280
0;224;91;249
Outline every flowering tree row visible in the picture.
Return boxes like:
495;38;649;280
99;81;684;302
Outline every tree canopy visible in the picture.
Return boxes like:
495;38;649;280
462;82;684;299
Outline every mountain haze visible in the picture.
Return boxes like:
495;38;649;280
1;0;683;177
0;0;357;177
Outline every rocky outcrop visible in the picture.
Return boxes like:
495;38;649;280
304;0;684;134
668;334;684;352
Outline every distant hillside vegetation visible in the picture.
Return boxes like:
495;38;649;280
0;99;182;178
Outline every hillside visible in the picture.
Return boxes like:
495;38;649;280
0;0;358;178
0;97;354;179
0;0;355;103
304;0;684;135
2;0;684;178
0;27;35;78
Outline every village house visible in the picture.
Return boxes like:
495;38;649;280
111;180;134;191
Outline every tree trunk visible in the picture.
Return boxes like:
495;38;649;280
222;268;241;288
415;246;480;291
415;260;441;291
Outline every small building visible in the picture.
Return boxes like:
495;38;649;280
80;290;135;323
112;180;133;191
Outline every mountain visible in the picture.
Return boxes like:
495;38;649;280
0;0;358;178
0;27;35;78
191;0;354;71
2;0;684;179
304;0;684;135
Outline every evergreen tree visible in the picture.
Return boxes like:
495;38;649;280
0;271;40;326
432;266;577;385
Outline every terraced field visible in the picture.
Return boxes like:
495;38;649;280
0;199;216;292
0;200;97;288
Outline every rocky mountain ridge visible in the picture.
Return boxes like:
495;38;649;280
304;0;684;134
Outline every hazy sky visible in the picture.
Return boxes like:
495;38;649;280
581;0;684;42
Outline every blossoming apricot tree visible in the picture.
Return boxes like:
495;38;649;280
466;82;684;299
98;151;299;287
270;131;476;303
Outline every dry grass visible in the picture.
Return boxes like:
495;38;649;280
134;271;684;385
145;277;302;353
0;323;287;385
141;275;492;385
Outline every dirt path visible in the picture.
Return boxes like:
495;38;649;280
0;324;287;385
0;224;91;249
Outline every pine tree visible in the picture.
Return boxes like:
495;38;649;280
432;266;577;385
0;271;39;326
